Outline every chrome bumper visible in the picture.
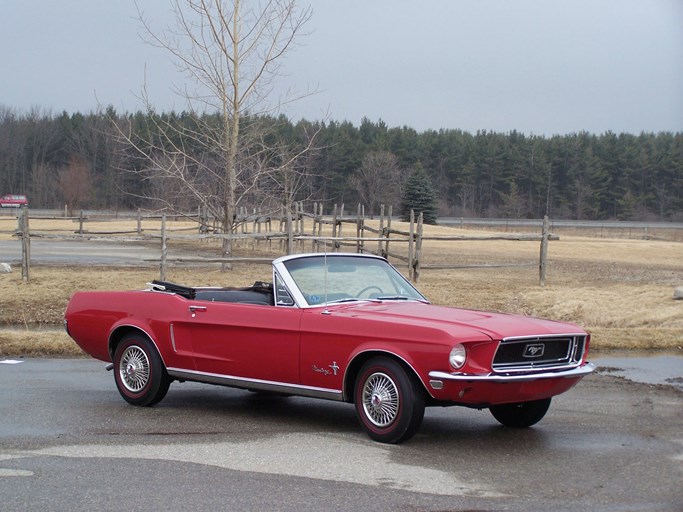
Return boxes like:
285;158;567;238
429;362;596;383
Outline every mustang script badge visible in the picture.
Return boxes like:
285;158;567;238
312;362;340;376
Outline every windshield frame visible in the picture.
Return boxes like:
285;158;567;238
272;253;429;309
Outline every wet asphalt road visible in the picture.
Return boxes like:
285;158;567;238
1;359;682;512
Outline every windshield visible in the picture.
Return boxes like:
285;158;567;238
282;255;427;306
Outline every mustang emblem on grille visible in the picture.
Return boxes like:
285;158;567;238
523;343;545;358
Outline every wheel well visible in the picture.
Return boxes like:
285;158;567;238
344;351;428;403
108;326;152;360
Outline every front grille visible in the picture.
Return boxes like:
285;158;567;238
492;334;587;373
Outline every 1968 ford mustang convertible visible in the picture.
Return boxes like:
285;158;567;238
65;253;594;443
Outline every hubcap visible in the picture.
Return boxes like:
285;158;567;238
362;372;399;427
119;345;150;393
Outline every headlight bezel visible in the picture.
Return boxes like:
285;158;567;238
449;343;467;370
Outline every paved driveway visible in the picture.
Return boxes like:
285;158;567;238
1;359;681;511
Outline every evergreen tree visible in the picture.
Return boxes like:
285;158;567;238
400;164;438;224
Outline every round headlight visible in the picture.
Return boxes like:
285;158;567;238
449;344;467;369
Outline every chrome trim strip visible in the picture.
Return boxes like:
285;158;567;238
272;260;310;308
272;253;427;309
492;334;588;373
501;333;587;342
491;362;581;373
429;362;595;383
167;367;344;401
169;323;177;353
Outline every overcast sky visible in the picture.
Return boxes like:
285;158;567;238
2;0;682;135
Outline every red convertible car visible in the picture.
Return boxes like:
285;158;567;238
65;253;594;443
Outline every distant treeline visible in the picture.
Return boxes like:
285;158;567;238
1;106;681;220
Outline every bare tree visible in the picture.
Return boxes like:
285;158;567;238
59;155;94;215
30;163;59;209
118;0;314;257
350;150;404;217
455;183;476;217
258;123;320;214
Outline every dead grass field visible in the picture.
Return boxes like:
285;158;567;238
1;216;682;356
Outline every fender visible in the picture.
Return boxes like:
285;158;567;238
343;345;435;401
108;321;168;367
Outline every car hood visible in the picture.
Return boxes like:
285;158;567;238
328;301;584;341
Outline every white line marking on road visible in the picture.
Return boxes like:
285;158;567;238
0;469;33;477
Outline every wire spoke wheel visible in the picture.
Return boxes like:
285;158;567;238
113;334;171;406
119;345;151;393
354;357;425;444
362;372;400;427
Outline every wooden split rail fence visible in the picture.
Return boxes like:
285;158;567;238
5;205;554;285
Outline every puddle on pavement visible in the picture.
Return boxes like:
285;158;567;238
591;350;683;391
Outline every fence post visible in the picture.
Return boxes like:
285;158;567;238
408;209;415;280
317;202;324;252
258;209;264;249
252;208;258;250
311;202;318;252
356;203;362;253
137;208;142;235
331;204;338;251
539;215;549;286
338;203;344;248
278;207;285;251
377;204;385;255
297;202;304;251
160;213;167;281
79;210;84;235
203;205;211;234
360;204;366;253
385;205;392;259
20;206;30;281
414;212;424;283
286;209;294;255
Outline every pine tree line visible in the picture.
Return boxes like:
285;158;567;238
1;107;681;221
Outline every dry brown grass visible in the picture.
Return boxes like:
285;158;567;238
1;217;682;356
0;330;83;357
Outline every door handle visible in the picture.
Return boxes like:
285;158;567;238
189;305;207;317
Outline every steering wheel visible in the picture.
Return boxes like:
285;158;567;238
356;285;383;298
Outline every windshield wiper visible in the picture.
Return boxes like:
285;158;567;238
325;297;362;304
325;296;428;305
376;296;429;303
325;297;387;305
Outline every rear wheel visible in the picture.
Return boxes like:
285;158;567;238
354;357;425;444
489;398;551;427
113;334;170;406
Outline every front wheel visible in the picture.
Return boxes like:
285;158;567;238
354;357;425;444
113;334;170;406
489;398;551;428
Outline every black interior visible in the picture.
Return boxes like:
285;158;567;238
151;280;274;306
